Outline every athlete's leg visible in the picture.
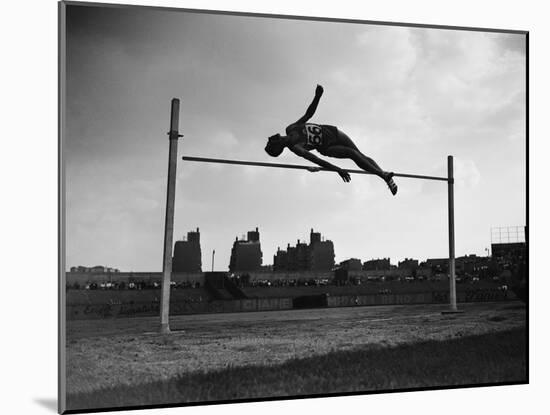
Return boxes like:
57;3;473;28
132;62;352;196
322;145;387;179
333;130;391;173
323;145;397;195
324;130;398;195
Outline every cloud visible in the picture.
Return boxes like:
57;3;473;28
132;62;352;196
405;30;525;142
454;158;481;188
202;130;240;154
355;26;417;86
495;34;526;56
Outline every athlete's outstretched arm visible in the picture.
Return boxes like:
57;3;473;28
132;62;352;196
295;84;324;124
290;144;351;182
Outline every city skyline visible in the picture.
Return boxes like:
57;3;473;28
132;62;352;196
65;6;526;272
68;223;523;272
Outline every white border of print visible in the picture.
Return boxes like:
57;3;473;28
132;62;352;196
3;0;545;414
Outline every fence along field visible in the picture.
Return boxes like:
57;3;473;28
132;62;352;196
66;279;515;320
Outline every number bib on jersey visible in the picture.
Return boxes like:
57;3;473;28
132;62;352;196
304;123;323;147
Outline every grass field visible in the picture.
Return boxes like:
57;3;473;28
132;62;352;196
65;301;526;411
67;327;526;411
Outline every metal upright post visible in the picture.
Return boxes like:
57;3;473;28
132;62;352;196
447;155;457;312
160;98;182;334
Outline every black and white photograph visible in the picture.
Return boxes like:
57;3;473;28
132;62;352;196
57;1;529;413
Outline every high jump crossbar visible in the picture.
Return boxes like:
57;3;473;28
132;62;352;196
181;156;449;182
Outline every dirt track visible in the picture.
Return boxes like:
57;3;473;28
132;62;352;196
66;301;526;395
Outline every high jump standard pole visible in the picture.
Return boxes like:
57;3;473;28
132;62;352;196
447;155;457;312
160;98;183;334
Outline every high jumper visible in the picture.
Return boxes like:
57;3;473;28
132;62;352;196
265;84;398;195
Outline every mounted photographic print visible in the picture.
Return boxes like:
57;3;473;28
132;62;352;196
59;1;528;413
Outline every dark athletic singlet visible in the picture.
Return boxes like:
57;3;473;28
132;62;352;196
287;123;339;154
303;123;323;149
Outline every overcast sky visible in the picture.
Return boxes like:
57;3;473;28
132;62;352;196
64;4;526;272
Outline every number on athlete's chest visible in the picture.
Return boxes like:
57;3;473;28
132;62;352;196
304;124;323;146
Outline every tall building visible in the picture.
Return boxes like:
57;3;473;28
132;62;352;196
172;228;202;272
422;258;448;274
398;258;419;271
287;240;310;270
229;227;263;272
247;228;260;242
273;229;335;272
310;229;321;245
309;229;335;271
363;258;391;271
273;246;289;271
339;258;363;271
